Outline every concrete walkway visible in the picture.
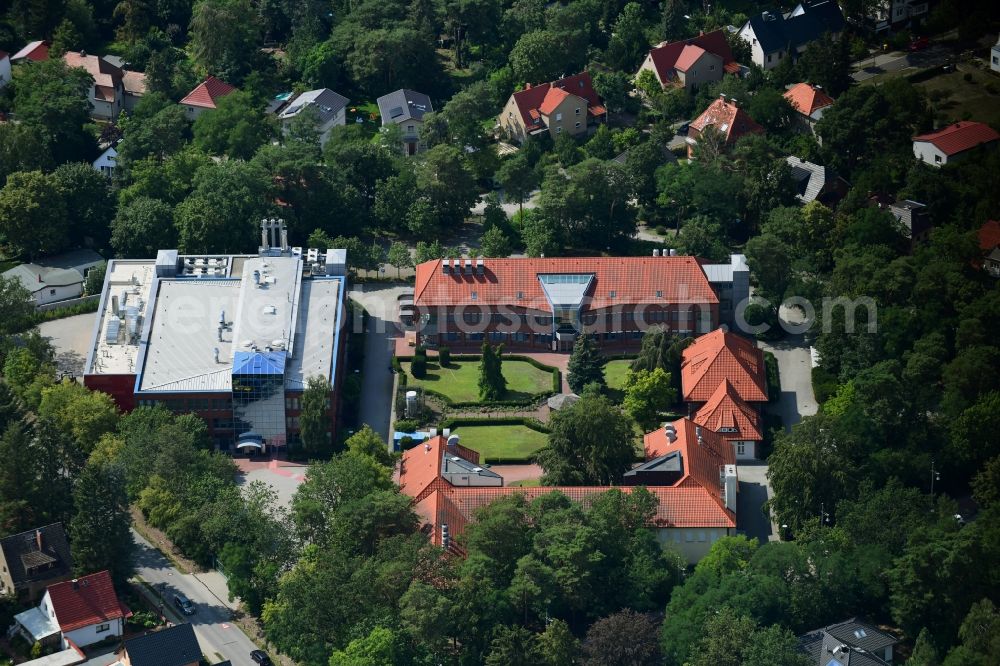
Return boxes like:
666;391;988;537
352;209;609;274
757;306;818;432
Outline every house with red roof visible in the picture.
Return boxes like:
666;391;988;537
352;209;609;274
686;95;764;158
783;82;834;133
498;72;606;143
400;420;737;563
0;50;10;89
913;121;1000;167
180;76;236;121
636;30;740;92
10;40;49;63
412;255;718;352
978;220;1000;278
11;570;129;650
692;379;763;459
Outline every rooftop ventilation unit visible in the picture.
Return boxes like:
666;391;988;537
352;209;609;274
442;261;451;274
476;258;484;275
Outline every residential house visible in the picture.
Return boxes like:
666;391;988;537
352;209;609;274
411;255;719;352
738;0;846;70
277;88;350;147
698;254;750;327
179;76;236;121
11;571;130;650
93;146;118;179
686;95;764;157
798;618;898;665
10;40;49;63
636;30;739;92
992;35;1000;73
3;264;86;306
783;82;834;134
120;623;202;666
912;121;1000;167
122;70;146;112
63;51;126;121
889;199;931;242
787;156;850;208
681;328;769;459
978;220;1000;278
498;72;606;143
400;422;737;563
863;0;930;34
0;524;73;602
377;88;434;156
0;50;10;89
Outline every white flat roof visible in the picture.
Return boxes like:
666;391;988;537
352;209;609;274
230;256;302;356
87;260;156;375
285;278;341;390
15;607;59;641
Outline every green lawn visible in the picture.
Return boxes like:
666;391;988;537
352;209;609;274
915;66;1000;128
453;425;549;463
603;359;633;390
404;360;553;403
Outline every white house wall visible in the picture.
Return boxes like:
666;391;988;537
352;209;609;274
654;527;735;562
913;140;948;167
0;56;11;89
31;283;83;306
61;617;123;649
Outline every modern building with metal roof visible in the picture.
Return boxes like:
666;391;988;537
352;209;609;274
83;221;348;453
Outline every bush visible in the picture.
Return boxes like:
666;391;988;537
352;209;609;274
655;225;668;236
812;366;838;404
399;435;414;449
764;351;781;403
552;369;562;393
963;72;973;83
395;418;419;433
438;346;451;367
411;355;427;378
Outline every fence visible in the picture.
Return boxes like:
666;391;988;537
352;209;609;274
35;294;100;313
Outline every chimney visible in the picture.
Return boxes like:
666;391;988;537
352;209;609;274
730;98;738;107
261;219;269;248
720;93;727;101
71;579;79;590
214;347;220;363
653;249;660;257
447;434;460;448
723;464;738;512
464;258;473;275
442;260;450;274
424;442;431;452
669;249;677;256
695;426;703;444
442;428;451;439
476;258;484;275
35;529;43;551
525;83;532;89
79;49;86;58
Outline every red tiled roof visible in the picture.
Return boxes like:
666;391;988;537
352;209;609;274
509;72;604;129
539;87;571;115
11;41;49;62
689;97;764;145
413;256;718;311
179;76;236;109
979;220;1000;251
913;121;1000;156
681;329;768;403
723;61;741;74
0;50;9;60
674;44;707;72
399;436;448;501
645;30;734;84
783;83;834;117
644;417;735;495
693;379;763;441
47;571;127;632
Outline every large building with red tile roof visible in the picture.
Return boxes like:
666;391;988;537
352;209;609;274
180;75;236;120
913;121;1000;167
686;95;764;157
499;72;606;143
401;420;737;563
692;379;763;459
411;255;719;352
636;30;739;91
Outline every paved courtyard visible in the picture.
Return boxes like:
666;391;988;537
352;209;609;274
37;312;97;378
234;459;309;510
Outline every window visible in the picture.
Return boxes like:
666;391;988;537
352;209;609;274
96;623;110;633
685;530;694;542
934;154;942;163
767;54;772;63
508;111;513;117
575;108;581;115
49;289;56;295
516;291;523;299
555;112;562;121
698;531;706;542
407;125;414;132
656;290;663;298
709;64;715;71
574;122;580;128
471;291;478;300
609;290;616;298
854;628;868;639
556;127;562;133
736;442;745;455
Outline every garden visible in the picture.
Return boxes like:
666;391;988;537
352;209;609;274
401;356;557;405
451;423;549;464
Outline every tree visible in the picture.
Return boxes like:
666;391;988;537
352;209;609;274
943;598;1000;666
519;209;559;257
0;170;69;258
70;462;134;587
509;30;574;84
52;162;113;248
0;275;37;336
622;368;676;430
84;262;106;296
38;380;118;456
689;607;810;666
50;18;83;56
111;196;177;257
0;124;52;188
746;88;795;133
537;391;635;485
345;425;395;468
174;160;272;254
585;124;616;160
413;145;478;235
798;33;852;96
478;341;507;401
497;153;537;219
605;3;648;70
12;58;94;164
480;225;512;258
593;70;631;114
188;0;262;83
299;375;331;455
386;242;412;278
486;625;543;666
745;233;794;300
115;104;190;168
193;91;274;159
329;627;401;666
675;215;730;261
582;609;661;666
567;334;605;394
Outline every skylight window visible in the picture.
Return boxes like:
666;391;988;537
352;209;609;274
854;629;867;639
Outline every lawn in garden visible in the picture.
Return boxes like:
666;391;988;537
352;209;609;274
603;359;633;390
452;425;549;463
403;359;553;402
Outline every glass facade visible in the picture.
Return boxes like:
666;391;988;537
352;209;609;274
231;351;287;449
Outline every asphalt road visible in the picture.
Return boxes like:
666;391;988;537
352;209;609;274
851;44;952;82
131;530;260;666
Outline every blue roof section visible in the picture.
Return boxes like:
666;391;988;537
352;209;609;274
232;351;286;375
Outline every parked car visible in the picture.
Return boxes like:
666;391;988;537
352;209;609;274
909;36;930;51
250;650;273;666
173;593;195;615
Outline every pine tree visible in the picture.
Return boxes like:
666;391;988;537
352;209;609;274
567;334;605;394
70;462;134;587
478;342;506;401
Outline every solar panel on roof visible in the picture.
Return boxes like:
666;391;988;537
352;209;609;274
390;106;404;118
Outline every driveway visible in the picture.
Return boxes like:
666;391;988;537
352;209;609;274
348;284;412;442
37;312;97;378
131;530;262;665
737;462;778;543
757;307;818;432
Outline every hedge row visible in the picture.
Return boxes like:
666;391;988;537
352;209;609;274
764;351;781;404
812;366;838;405
601;353;638;363
438;416;551;433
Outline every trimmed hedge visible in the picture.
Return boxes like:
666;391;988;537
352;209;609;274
812;366;838;405
764;351;781;404
552;368;562;393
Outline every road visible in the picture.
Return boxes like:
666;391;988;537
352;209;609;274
348;284;411;442
851;44;952;82
131;530;260;666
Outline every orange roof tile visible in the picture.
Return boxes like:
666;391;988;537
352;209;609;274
539;87;572;115
646;30;735;84
674;44;707;72
179;75;236;109
690;97;764;145
979;220;1000;251
913;121;1000;157
681;329;768;403
644;417;735;496
693;379;763;441
47;571;127;632
122;70;146;96
509;72;604;128
413;256;718;311
783;83;834;117
399;436;447;501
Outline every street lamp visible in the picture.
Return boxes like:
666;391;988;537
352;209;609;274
930;460;941;496
820;503;831;525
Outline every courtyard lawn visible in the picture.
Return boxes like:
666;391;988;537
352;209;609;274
404;359;554;403
453;425;548;463
603;359;633;390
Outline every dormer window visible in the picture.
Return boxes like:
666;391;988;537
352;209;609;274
516;291;523;299
471;291;478;300
609;290;617;298
656;290;663;298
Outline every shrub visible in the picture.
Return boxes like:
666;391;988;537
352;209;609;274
764;351;781;403
655;225;668;236
411;355;427;378
399;436;414;449
438;346;451;367
963;72;973;83
414;345;426;357
395;418;419;433
812;366;838;404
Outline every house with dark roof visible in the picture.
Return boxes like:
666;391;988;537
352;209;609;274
798;618;898;666
738;1;846;70
276;88;350;147
122;624;202;666
787;156;850;208
2;263;86;307
912;121;1000;167
377;89;433;156
12;571;129;650
686;95;764;158
498;72;606;143
978;220;1000;277
180;76;236;121
0;524;73;602
400;420;737;563
636;30;740;92
889;199;931;242
412;255;719;352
